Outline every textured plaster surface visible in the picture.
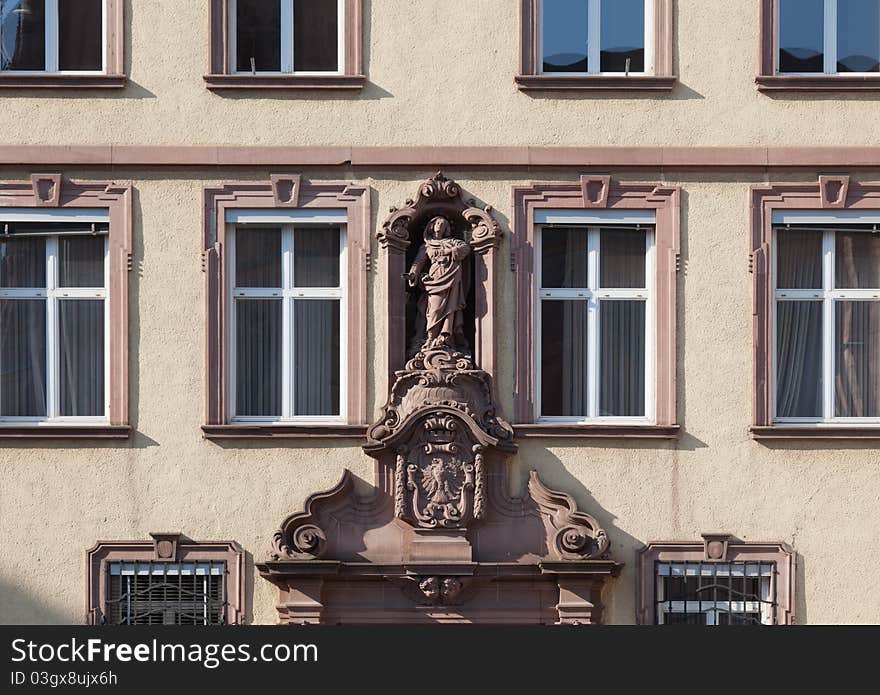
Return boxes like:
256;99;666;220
2;170;880;624
0;1;877;147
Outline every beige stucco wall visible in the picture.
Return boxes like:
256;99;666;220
1;168;879;624
0;0;877;147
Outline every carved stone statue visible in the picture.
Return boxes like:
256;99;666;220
404;216;471;352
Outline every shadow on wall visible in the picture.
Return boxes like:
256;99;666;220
0;577;75;625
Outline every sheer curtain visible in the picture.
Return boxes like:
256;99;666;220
294;300;340;416
58;299;103;416
600;300;645;416
776;229;824;418
236;299;282;417
0;299;46;416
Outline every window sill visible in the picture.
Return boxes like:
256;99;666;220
755;75;880;92
0;74;126;89
515;74;677;91
202;424;368;440
514;424;680;439
203;74;367;91
751;425;880;440
0;425;130;439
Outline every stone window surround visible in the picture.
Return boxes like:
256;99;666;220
0;0;125;89
637;534;796;625
516;0;676;91
756;0;880;92
86;533;245;625
204;0;365;90
201;175;370;440
750;175;880;440
0;174;132;439
512;176;680;439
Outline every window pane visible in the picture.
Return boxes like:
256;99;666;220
542;0;588;72
294;299;340;416
837;0;880;72
59;235;104;287
541;300;588;417
776;301;823;418
0;235;45;287
294;227;340;287
58;299;104;416
58;0;103;71
236;299;282;417
235;0;281;72
778;0;824;73
835;301;880;417
600;0;645;72
776;229;823;289
293;0;339;72
836;231;880;288
0;299;46;417
235;227;281;288
541;227;588;288
0;0;45;71
599;300;645;417
600;228;646;288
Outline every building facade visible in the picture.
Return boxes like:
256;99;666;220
1;0;880;625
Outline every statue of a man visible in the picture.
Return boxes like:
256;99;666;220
404;216;471;351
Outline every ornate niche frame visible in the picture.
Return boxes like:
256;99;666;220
86;533;245;625
201;175;371;438
0;174;132;438
637;534;796;625
377;173;504;381
511;176;681;438
750;176;880;439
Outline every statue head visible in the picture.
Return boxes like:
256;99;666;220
425;216;452;240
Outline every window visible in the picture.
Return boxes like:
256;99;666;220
751;177;880;438
541;0;653;75
512;178;679;438
202;177;369;439
638;536;796;626
773;217;880;423
87;535;245;625
0;0;124;86
536;214;655;423
0;176;131;439
655;561;777;625
206;0;364;89
758;0;880;90
778;0;879;74
0;215;108;424
228;216;345;423
517;0;674;90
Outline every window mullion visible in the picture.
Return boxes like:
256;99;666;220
825;0;838;74
46;236;58;419
588;0;601;75
587;227;600;418
282;0;294;73
282;227;294;418
822;230;835;420
46;0;59;73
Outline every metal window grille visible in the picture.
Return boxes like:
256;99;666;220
655;561;778;625
104;561;227;625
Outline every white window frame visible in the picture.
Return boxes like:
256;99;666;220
655;563;775;626
538;0;655;76
772;214;880;426
0;209;110;426
776;0;880;76
0;0;107;74
227;217;347;424
228;0;345;76
535;211;655;425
